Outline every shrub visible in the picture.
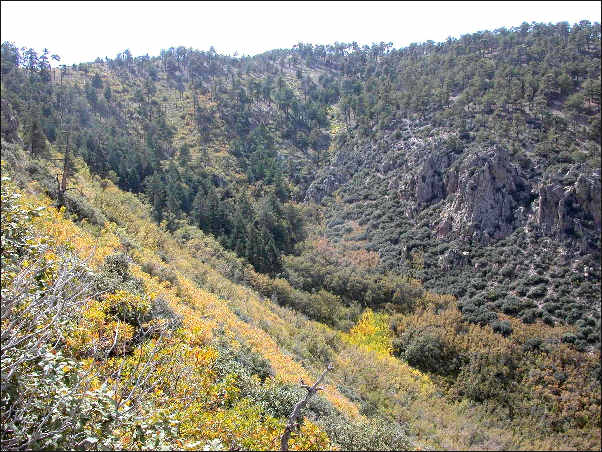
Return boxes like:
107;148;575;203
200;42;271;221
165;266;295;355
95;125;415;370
64;191;107;226
542;314;555;326
459;301;477;314
318;414;411;451
472;280;486;290
95;252;146;296
561;333;578;344
346;309;393;356
150;295;182;328
515;281;528;296
484;288;505;301
454;350;519;403
0;176;43;265
102;252;130;279
104;290;152;326
500;263;515;277
501;296;522;315
214;337;273;383
465;306;498;326
399;333;451;374
543;302;561;314
0;348;179;450
521;308;538;324
578;326;595;340
566;309;583;324
140;260;179;286
527;285;547;299
574;340;587;352
492;320;513;337
526;275;549;286
244;380;307;419
523;337;545;352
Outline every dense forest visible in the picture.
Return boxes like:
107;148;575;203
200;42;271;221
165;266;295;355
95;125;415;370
1;19;600;450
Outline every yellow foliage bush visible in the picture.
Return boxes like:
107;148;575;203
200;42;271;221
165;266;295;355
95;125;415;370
344;308;392;356
66;299;136;357
104;290;152;325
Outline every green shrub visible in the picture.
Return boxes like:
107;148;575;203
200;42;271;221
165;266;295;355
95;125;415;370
213;337;273;383
96;252;145;296
523;337;545;352
501;296;522;315
102;252;130;279
500;263;515;277
526;275;549;286
566;309;583;324
485;288;505;301
527;285;547;299
64;191;107;226
472;280;486;290
401;333;444;373
105;290;152;326
561;333;578;344
455;351;519;403
150;295;182;328
140;260;179;286
492;320;513;337
543;302;561;314
1;349;179;450
515;284;528;297
521;308;538;324
318;414;411;451
394;332;459;375
465;306;498;326
1;176;44;266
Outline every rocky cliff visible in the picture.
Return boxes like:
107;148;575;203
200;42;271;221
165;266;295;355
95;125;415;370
305;116;601;327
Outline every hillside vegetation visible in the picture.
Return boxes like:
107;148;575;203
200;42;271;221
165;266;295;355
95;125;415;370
1;19;601;450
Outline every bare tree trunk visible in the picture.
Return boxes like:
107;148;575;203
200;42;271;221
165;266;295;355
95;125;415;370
57;130;70;208
280;363;333;451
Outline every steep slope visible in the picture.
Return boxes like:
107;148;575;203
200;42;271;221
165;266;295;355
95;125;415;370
3;139;600;450
299;22;601;346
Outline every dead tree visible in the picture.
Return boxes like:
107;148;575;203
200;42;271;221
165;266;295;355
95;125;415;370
56;129;71;208
50;122;79;208
280;363;333;451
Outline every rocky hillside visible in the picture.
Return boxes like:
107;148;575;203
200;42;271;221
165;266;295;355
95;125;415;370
300;22;601;346
310;115;600;342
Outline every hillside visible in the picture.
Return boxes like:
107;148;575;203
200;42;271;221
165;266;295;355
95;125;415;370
1;19;601;451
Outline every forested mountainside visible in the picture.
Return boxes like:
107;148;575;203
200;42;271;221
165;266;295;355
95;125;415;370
1;20;601;450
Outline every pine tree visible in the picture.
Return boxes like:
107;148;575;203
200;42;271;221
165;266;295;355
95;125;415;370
28;112;46;158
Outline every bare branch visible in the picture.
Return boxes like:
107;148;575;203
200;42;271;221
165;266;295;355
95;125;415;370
280;363;333;451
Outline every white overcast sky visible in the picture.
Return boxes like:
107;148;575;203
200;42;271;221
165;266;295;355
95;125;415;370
1;1;601;66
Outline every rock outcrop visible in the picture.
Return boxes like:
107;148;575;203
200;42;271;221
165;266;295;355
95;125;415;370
536;172;601;238
305;170;346;203
437;147;530;243
306;120;600;253
1;98;23;145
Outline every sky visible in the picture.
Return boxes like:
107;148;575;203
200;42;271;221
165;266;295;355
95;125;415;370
1;1;601;66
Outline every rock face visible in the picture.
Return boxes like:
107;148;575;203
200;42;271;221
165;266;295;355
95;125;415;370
407;152;452;209
439;248;470;270
437;147;530;243
1;98;23;145
575;174;601;231
305;170;346;203
308;125;600;249
536;172;601;238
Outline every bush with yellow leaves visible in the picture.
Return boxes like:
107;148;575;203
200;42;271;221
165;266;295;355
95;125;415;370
104;290;152;326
